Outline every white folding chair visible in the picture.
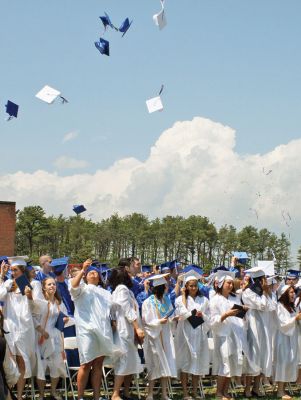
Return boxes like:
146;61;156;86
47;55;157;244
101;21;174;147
64;336;79;400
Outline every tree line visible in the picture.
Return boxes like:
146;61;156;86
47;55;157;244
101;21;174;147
14;206;294;274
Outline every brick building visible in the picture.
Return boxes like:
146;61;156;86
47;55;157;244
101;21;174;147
0;201;16;256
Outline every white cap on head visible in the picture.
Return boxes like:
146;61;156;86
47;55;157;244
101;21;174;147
178;270;203;285
277;282;291;298
8;256;28;267
266;275;277;285
216;270;235;288
244;266;265;279
147;273;169;287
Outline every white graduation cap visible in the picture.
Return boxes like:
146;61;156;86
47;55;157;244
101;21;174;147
8;256;28;267
244;266;265;279
35;85;61;104
257;260;275;277
277;282;291;298
153;8;167;30
147;273;169;287
178;269;203;284
146;96;163;113
216;270;235;288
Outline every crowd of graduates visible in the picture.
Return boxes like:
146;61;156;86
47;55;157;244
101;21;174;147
1;253;301;400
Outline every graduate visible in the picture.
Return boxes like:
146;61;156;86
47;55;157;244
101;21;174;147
175;270;210;400
274;284;301;399
142;274;177;400
209;270;248;400
70;259;120;400
0;257;37;400
35;255;55;282
242;267;277;397
26;277;68;400
110;267;144;400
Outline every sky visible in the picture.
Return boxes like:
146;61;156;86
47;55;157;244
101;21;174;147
1;1;301;260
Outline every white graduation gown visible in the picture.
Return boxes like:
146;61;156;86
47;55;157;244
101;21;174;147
273;303;298;382
33;298;67;379
111;284;143;375
0;279;36;379
142;296;177;381
70;282;119;365
175;295;210;376
242;288;276;377
209;293;247;377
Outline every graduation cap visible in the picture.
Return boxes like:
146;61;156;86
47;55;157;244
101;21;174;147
153;8;167;30
286;269;301;280
232;251;248;265
119;18;132;37
182;264;204;275
95;37;110;56
8;256;28;267
51;257;69;274
15;274;32;295
55;311;67;332
244;266;265;279
142;265;152;273
146;96;163;113
35;85;67;104
99;12;116;30
5;100;19;120
0;256;8;264
179;269;203;285
147;273;169;287
72;204;86;215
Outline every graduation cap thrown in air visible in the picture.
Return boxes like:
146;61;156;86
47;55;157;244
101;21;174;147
73;205;86;215
153;8;167;30
35;85;68;104
119;18;132;37
95;38;110;56
99;12;116;30
5;101;19;120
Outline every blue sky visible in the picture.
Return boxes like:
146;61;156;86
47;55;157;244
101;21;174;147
1;0;301;174
1;1;301;259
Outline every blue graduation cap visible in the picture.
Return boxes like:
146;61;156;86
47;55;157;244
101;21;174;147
95;38;110;56
73;204;86;215
119;18;132;37
182;264;203;275
51;257;69;274
232;251;248;264
99;12;115;29
0;256;8;264
286;269;301;280
5;100;19;120
142;265;152;273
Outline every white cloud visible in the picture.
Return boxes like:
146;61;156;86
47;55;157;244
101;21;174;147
53;156;89;169
62;131;78;143
1;116;300;256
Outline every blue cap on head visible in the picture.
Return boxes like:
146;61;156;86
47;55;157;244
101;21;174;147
5;100;19;118
142;265;152;273
286;269;301;279
51;257;69;274
119;18;132;37
95;38;110;56
73;204;86;215
182;264;203;275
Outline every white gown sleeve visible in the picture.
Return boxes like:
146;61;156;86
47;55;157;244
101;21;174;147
277;303;296;336
113;286;137;323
